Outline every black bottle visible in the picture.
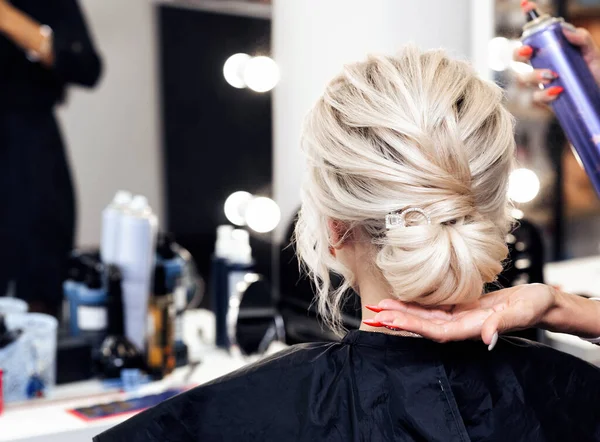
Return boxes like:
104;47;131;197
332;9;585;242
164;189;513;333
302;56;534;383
79;263;108;350
97;266;144;379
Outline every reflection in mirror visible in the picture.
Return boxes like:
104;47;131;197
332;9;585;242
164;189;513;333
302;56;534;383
227;274;284;356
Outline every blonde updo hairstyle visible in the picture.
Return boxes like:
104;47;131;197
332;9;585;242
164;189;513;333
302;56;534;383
295;46;515;335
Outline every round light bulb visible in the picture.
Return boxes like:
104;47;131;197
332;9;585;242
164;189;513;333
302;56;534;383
245;197;281;233
508;168;540;203
223;53;251;89
243;56;280;93
224;191;253;226
511;208;525;220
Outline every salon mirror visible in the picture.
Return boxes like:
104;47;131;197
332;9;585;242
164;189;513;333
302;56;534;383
227;274;284;356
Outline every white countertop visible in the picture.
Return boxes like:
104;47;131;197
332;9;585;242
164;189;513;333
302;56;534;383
544;255;600;298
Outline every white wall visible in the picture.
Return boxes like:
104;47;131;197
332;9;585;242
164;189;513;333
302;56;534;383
272;0;492;243
57;0;163;247
471;0;494;80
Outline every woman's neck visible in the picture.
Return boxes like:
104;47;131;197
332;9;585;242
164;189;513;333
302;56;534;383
357;275;421;337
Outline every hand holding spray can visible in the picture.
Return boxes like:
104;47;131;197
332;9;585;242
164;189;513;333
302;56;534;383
520;1;600;197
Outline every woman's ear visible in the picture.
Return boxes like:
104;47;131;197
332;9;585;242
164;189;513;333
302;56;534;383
327;218;349;249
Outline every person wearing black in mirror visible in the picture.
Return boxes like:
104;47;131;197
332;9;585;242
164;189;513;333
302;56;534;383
0;0;102;316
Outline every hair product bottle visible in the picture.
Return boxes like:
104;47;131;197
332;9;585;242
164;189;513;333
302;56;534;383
225;229;254;349
97;265;144;379
101;191;133;264
77;263;108;350
212;225;234;348
156;233;188;366
521;3;600;196
115;195;158;350
146;264;175;378
66;257;107;343
63;251;87;334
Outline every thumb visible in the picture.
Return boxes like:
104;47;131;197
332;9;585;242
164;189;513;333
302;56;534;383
481;311;511;345
481;302;533;346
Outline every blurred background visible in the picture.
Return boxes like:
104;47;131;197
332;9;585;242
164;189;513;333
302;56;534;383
2;1;600;440
57;0;600;277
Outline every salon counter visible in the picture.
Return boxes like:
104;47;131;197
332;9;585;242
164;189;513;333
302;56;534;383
0;310;277;442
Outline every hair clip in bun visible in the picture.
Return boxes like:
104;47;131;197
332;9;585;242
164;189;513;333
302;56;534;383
386;207;431;229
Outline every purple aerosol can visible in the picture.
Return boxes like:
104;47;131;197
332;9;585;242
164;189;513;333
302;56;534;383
521;3;600;196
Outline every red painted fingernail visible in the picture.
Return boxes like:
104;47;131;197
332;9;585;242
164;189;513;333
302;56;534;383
363;319;384;327
365;305;383;313
518;46;533;57
521;1;536;13
547;86;564;96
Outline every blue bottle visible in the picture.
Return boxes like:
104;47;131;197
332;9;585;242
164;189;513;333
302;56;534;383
521;4;600;196
63;252;86;335
66;259;107;347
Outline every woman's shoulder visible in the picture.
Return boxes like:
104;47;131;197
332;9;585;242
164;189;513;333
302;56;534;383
202;342;337;384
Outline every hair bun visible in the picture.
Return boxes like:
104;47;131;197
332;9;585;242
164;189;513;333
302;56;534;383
376;218;507;305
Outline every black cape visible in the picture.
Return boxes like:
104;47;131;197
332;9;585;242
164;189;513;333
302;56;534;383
95;330;600;442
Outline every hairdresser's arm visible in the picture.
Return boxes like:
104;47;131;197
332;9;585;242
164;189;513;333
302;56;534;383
0;0;54;66
369;284;600;347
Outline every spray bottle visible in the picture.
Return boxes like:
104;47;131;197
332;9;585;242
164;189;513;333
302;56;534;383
521;1;600;196
115;195;158;351
101;191;133;264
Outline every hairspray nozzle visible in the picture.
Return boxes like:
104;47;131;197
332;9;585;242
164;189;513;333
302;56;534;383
521;1;541;22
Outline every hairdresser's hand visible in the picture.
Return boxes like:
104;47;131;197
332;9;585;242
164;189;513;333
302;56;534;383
514;18;600;104
0;1;12;30
366;284;600;349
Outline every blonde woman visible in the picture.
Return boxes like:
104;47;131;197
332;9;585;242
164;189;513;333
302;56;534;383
95;47;600;442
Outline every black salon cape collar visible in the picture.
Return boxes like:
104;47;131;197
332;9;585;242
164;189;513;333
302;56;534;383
95;330;600;441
